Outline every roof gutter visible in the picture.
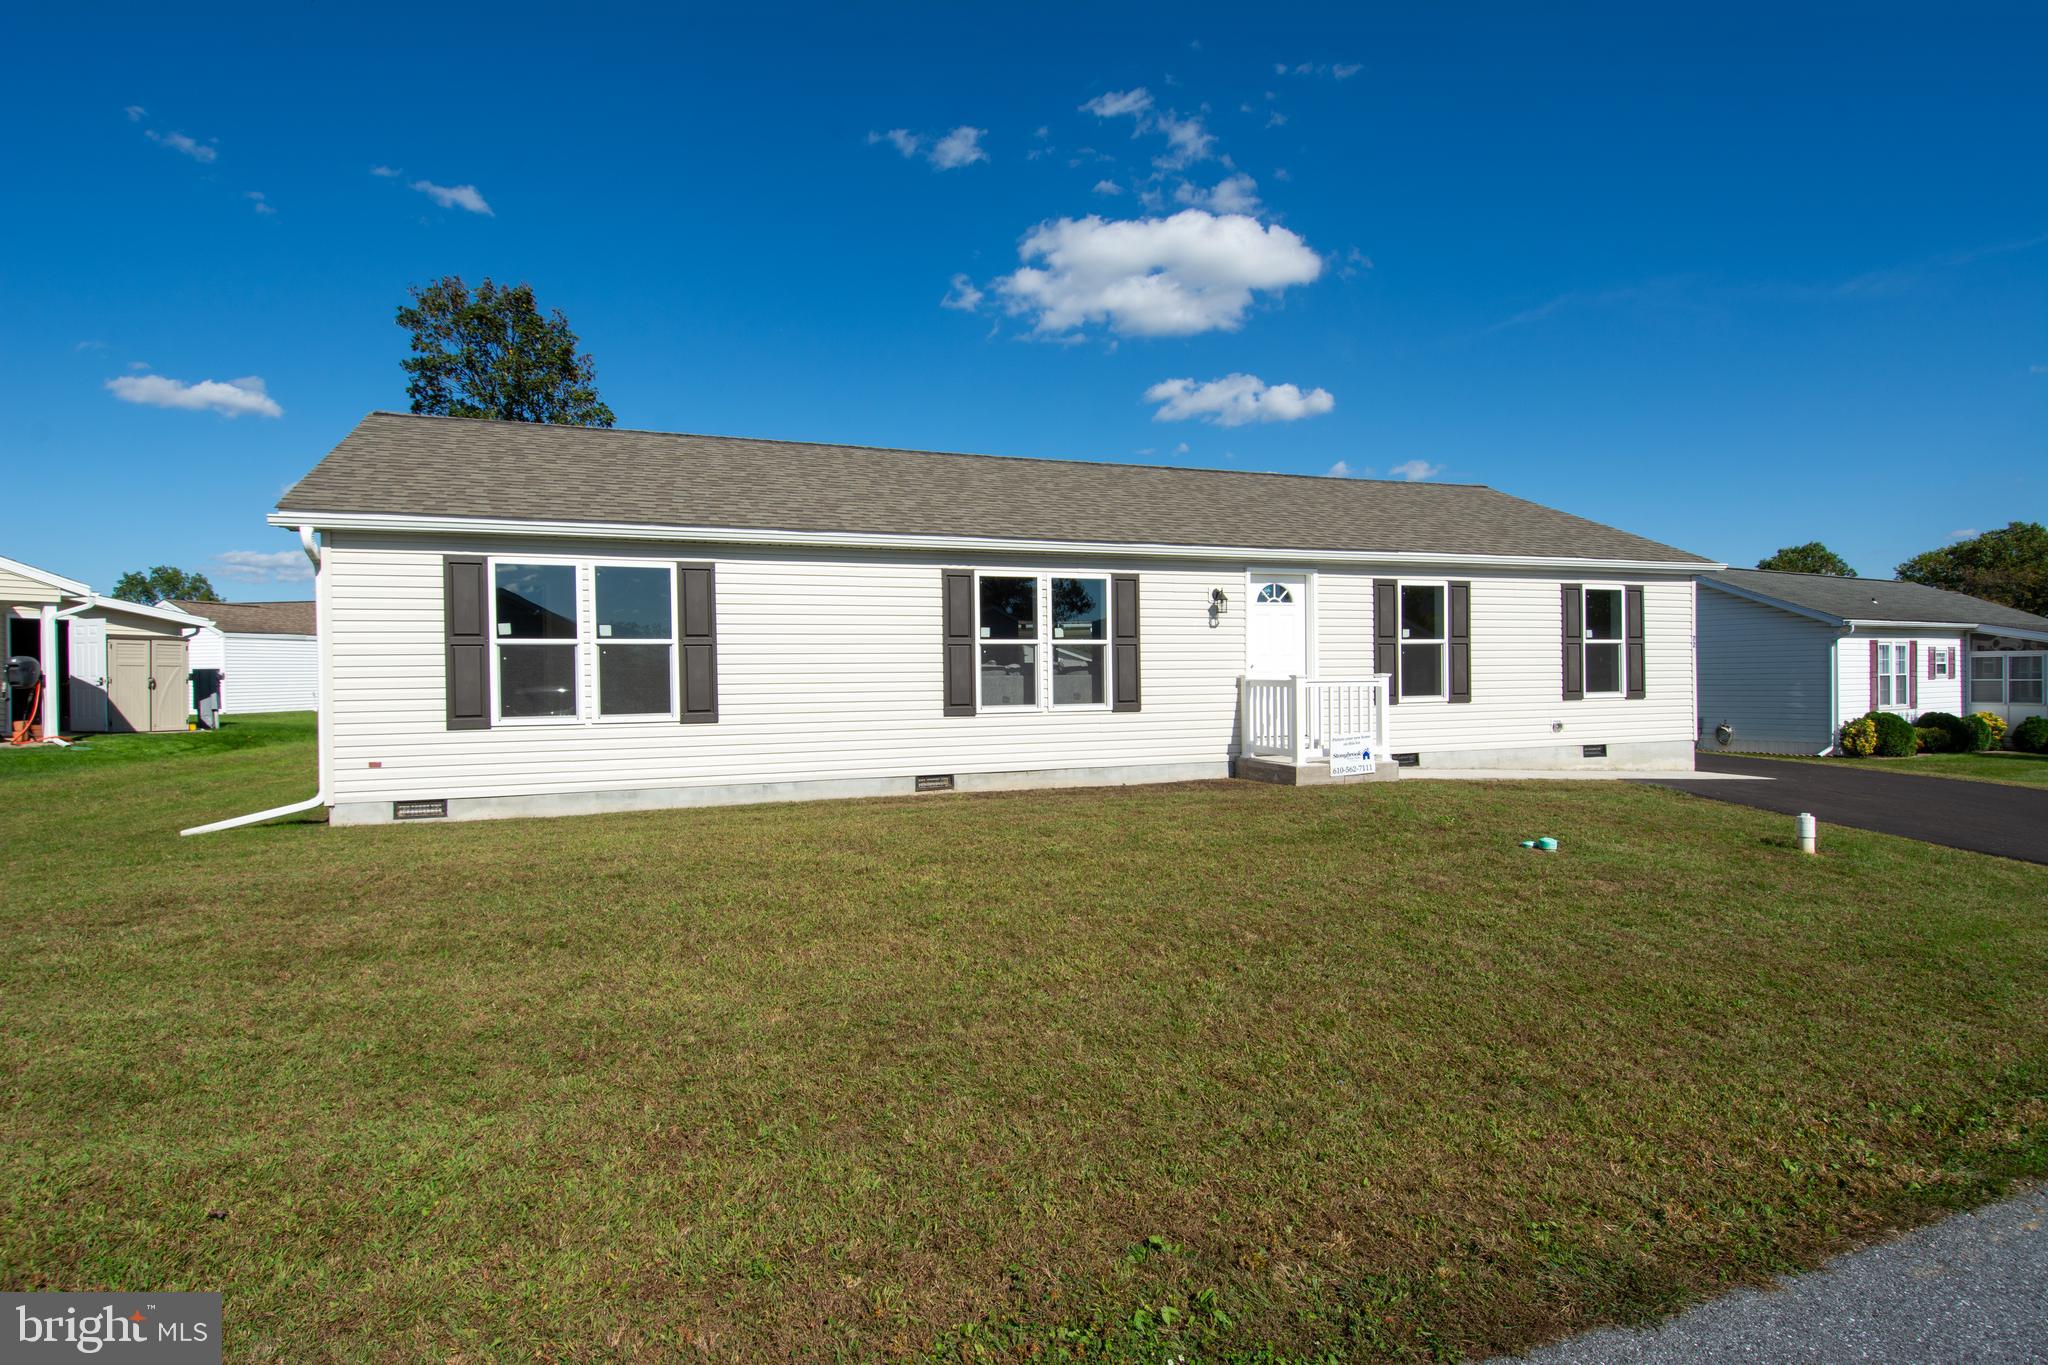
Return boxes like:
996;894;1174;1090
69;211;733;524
269;509;1723;576
182;526;328;836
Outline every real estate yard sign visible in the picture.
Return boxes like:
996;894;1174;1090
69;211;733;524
1329;735;1376;777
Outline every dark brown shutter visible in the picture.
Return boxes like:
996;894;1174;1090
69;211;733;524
1868;639;1880;711
1111;574;1141;712
1624;585;1646;700
1561;583;1584;701
1373;578;1399;703
1447;581;1472;704
444;556;489;730
1908;641;1918;710
677;562;718;723
941;569;975;716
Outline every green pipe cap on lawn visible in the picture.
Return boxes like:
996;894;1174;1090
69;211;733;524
1535;837;1558;852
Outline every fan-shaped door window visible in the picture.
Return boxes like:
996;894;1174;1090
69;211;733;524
1256;582;1294;604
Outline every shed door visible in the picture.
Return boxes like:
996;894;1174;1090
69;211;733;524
149;639;189;732
68;618;108;732
107;639;150;733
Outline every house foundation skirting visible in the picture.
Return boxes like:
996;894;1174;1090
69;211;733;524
1399;738;1696;771
326;759;1235;827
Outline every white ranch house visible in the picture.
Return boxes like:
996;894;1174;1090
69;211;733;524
1697;568;2048;754
249;412;1719;828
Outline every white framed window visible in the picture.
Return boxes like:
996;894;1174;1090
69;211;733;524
2013;655;2045;705
1931;649;1950;680
592;563;677;720
1582;585;1626;697
1255;582;1294;604
973;571;1113;711
492;560;580;723
1875;641;1911;708
1398;581;1447;700
1971;653;2004;704
489;558;680;724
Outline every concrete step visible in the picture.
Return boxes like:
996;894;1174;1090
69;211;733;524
1235;755;1402;786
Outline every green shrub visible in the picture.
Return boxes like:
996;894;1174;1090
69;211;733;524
1913;726;1947;754
1964;713;1997;751
1838;716;1878;756
1871;711;1918;757
2012;716;2048;755
1912;711;1972;753
1970;711;2008;749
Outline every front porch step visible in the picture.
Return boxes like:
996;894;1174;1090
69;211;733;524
1234;756;1402;786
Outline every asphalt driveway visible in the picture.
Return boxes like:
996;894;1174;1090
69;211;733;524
1506;1186;2048;1363
1640;754;2048;865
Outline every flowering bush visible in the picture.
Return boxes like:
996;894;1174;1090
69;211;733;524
1969;711;2007;749
2013;716;2048;754
1912;711;1972;753
1838;716;1878;756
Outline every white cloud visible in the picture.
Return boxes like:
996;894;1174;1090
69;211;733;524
127;360;149;370
1174;173;1260;215
74;340;106;352
369;164;402;178
1278;61;1362;79
941;273;983;311
1387;459;1442;482
1327;460;1363;478
1152;110;1215;168
246;190;275;216
2031;363;2048;374
1948;527;1981;541
214;550;314;584
105;373;282;418
929;125;988;170
124;105;146;122
408;179;493;215
145;129;216;163
1174;442;1189;455
1092;179;1123;195
1081;88;1153;120
1145;373;1334;426
869;125;987;170
869;128;922;158
997;209;1323;337
1266;111;1287;129
1333;63;1363;79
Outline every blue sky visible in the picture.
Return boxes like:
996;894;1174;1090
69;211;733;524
5;1;2042;600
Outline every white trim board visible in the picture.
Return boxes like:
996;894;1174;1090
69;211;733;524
272;510;1722;576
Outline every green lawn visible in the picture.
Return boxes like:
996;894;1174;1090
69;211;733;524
4;715;2046;1361
1752;748;2048;789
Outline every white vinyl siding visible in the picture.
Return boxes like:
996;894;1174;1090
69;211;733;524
187;627;318;714
319;534;1704;810
1694;588;1838;753
1832;634;1965;726
322;535;1247;804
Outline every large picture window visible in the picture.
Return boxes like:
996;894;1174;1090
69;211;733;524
491;559;680;722
975;572;1113;710
1398;583;1445;699
1583;587;1625;696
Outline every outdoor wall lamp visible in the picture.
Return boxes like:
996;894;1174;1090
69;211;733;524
1210;588;1229;613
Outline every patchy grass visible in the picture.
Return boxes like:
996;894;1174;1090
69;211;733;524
2;714;2045;1361
1754;748;2048;789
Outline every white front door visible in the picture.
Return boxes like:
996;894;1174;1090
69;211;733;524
1247;574;1308;677
68;618;108;732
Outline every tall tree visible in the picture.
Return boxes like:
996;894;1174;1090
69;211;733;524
1896;522;2048;616
397;276;615;427
1756;542;1856;576
113;566;220;604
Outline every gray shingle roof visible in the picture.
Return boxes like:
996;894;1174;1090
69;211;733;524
277;412;1713;564
1704;569;2048;631
166;599;316;635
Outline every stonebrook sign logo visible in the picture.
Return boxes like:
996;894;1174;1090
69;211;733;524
4;1294;220;1362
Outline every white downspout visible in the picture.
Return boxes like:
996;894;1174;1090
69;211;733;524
182;526;328;835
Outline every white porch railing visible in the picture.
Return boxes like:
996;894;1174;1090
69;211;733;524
1240;675;1392;765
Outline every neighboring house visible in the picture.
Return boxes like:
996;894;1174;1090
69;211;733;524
268;413;1719;827
0;553;210;735
1697;569;2048;754
163;599;318;715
